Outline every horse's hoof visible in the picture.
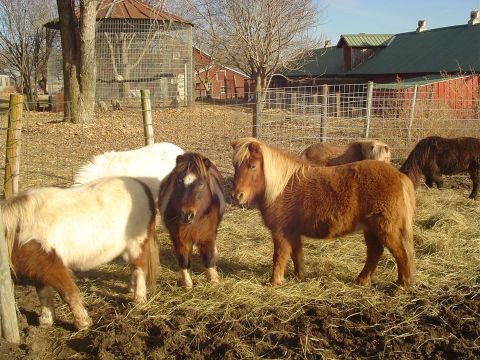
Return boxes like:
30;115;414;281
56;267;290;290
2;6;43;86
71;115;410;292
269;278;284;286
134;295;147;304
205;268;219;283
74;317;93;331
354;276;372;286
39;315;54;327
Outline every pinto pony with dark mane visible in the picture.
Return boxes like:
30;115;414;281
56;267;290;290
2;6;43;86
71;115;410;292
159;152;225;288
400;136;480;199
1;177;159;330
231;138;416;288
302;139;391;166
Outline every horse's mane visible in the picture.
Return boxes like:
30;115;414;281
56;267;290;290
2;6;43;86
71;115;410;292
400;137;436;187
232;138;305;205
360;139;390;162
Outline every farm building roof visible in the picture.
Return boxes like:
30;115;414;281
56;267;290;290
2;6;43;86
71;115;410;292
337;34;393;48
373;74;473;89
350;24;480;75
45;0;192;29
278;47;345;77
280;22;480;79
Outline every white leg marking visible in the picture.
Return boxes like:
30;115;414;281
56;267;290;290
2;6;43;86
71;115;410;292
133;268;147;303
180;269;193;288
37;286;55;327
72;303;92;330
205;267;219;283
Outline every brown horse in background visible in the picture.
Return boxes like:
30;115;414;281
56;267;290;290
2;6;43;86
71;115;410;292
231;138;416;288
302;139;391;166
400;136;480;199
159;152;225;288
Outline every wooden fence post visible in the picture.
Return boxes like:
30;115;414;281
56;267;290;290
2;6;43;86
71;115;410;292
364;81;374;138
407;85;419;141
140;89;154;146
3;94;23;199
290;92;297;113
0;208;20;344
336;91;341;117
252;89;262;138
320;84;328;142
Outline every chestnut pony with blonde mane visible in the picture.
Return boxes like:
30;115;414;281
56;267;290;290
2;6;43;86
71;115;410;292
302;139;391;166
159;152;225;288
231;138;416;287
1;177;159;330
400;136;480;199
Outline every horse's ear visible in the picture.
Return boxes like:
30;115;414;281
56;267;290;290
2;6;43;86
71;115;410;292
248;142;261;156
203;157;211;170
384;145;389;152
230;140;238;148
176;154;184;165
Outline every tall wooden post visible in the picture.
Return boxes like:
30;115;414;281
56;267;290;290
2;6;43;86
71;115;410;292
0;209;20;344
364;81;374;138
140;89;154;146
336;92;341;117
3;94;23;199
252;89;262;138
320;84;328;142
407;85;419;141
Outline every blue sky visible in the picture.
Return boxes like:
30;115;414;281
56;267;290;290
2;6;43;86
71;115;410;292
315;0;480;43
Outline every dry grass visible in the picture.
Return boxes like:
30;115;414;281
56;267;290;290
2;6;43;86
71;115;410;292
1;104;479;359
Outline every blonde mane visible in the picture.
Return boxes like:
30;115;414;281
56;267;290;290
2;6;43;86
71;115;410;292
360;139;391;162
233;138;305;205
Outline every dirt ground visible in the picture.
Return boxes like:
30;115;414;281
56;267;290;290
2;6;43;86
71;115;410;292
0;104;479;359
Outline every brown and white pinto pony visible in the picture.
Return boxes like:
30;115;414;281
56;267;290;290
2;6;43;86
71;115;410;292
400;136;480;199
2;177;159;330
231;138;416;288
159;152;225;288
302;139;391;166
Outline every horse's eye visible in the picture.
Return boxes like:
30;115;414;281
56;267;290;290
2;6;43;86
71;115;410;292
177;178;183;185
249;163;256;170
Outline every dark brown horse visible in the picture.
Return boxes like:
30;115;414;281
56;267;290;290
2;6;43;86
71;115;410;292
400;136;480;199
159;152;225;288
231;137;416;288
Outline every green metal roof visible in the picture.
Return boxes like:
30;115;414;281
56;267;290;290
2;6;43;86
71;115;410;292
373;74;473;89
281;47;345;76
350;24;480;75
337;34;393;48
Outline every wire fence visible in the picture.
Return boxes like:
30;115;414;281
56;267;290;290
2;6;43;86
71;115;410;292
260;80;480;162
1;79;479;196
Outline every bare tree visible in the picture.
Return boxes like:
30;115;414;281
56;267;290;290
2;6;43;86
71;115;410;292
55;0;98;123
186;0;321;96
0;0;57;103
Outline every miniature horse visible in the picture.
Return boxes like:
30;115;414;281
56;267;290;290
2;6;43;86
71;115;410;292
159;152;225;288
74;142;184;204
231;138;416;288
302;139;391;166
400;136;480;199
2;177;159;330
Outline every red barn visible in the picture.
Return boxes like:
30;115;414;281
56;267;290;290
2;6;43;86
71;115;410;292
193;48;250;100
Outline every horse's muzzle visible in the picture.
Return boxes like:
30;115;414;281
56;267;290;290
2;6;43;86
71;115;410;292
180;210;195;224
231;191;247;206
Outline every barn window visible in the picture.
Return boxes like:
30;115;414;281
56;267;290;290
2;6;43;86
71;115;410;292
220;85;226;94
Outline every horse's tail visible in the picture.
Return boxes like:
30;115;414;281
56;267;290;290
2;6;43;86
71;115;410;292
73;153;109;185
1;193;33;271
144;216;160;290
399;174;416;286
